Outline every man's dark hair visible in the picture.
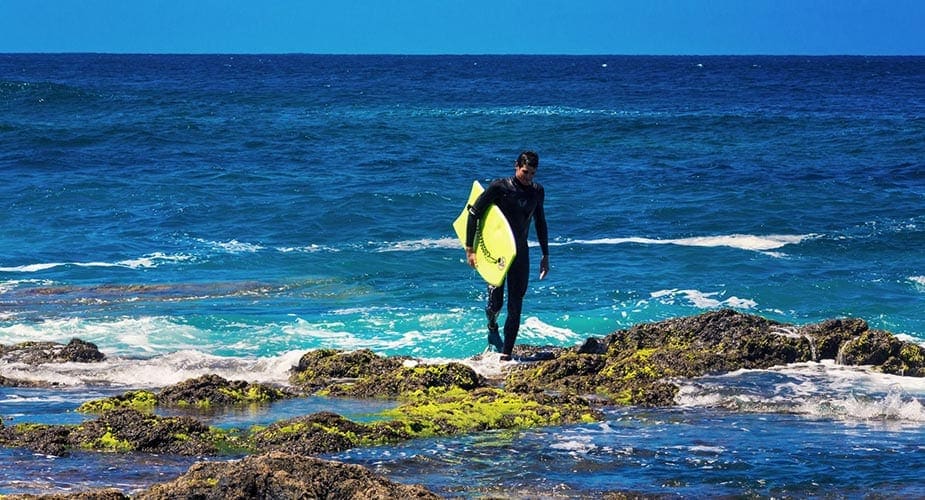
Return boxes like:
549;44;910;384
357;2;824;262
515;151;539;168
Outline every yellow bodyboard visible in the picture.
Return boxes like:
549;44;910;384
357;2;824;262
453;180;517;286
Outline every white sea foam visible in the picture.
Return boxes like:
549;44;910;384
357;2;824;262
278;315;436;354
910;276;925;289
196;238;265;253
561;233;817;254
676;361;925;424
0;349;305;388
0;316;205;355
688;445;725;455
0;253;191;273
455;351;520;380
651;289;757;309
377;237;459;252
828;389;925;422
520;316;583;343
550;435;597;454
0;262;64;273
277;244;340;253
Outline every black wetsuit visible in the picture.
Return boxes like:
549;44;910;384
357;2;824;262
466;176;548;356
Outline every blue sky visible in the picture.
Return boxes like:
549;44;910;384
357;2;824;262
1;0;923;55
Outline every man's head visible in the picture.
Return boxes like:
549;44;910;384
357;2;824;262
514;151;539;185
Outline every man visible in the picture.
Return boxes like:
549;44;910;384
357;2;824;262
465;151;549;361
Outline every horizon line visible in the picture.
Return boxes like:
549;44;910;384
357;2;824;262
2;52;923;57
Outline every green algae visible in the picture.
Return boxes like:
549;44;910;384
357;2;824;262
89;430;134;452
900;344;924;365
76;390;158;414
382;387;598;438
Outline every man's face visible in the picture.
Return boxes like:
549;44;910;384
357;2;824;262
515;164;537;185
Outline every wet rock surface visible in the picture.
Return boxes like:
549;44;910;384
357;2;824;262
0;338;106;365
4;310;925;498
134;451;440;499
505;309;925;406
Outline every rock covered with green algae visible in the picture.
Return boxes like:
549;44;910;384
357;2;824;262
76;374;296;414
156;373;296;409
289;348;410;391
0;452;441;499
248;410;412;455
0;408;224;457
290;348;486;398
134;451;440;500
506;309;925;406
6;310;925;498
5;361;598;458
384;386;601;437
247;388;599;455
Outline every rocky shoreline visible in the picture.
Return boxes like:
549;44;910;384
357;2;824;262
2;309;924;498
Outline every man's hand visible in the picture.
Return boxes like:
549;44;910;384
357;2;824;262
539;254;549;280
466;247;477;268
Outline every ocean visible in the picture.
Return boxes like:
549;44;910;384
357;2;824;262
1;54;924;497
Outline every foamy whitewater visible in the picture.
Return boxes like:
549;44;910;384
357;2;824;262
1;54;924;497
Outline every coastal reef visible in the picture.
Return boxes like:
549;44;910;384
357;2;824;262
505;309;925;406
2;309;925;498
134;451;440;499
76;374;296;414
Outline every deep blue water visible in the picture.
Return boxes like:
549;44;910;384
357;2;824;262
1;54;924;497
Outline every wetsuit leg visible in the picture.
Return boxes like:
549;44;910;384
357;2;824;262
486;284;504;352
502;253;530;356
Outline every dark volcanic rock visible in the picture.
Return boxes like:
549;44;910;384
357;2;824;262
5;309;925;498
156;373;296;409
0;422;72;456
0;489;129;499
836;327;925;376
249;411;411;455
0;338;105;365
0;374;56;388
325;361;485;398
68;408;218;455
291;348;486;398
506;309;925;406
1;408;221;457
134;451;440;499
289;348;410;390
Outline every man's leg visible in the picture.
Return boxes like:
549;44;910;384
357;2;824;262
486;283;504;352
501;254;530;358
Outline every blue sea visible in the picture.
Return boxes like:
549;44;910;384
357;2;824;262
1;54;924;497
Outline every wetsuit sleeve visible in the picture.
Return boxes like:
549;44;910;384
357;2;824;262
465;183;499;249
535;187;549;256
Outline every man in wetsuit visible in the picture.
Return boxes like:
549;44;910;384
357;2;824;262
465;151;549;361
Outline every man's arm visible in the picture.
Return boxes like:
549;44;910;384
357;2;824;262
535;189;549;279
465;184;497;267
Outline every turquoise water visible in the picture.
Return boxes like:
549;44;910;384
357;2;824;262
1;54;924;496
